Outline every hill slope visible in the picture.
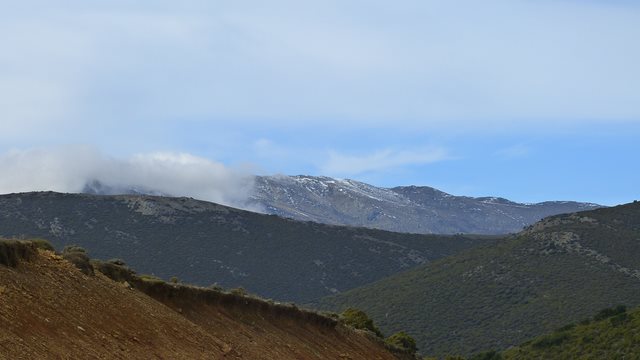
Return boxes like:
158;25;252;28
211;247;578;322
315;201;640;356
0;192;492;303
0;240;400;359
249;175;600;234
503;305;640;359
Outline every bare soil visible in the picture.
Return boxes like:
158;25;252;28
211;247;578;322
0;250;398;359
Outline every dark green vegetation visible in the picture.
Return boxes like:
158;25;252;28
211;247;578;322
340;308;384;337
338;308;420;356
503;305;640;359
385;331;417;355
316;202;640;356
0;191;494;303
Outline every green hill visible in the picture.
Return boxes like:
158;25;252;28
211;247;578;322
315;201;640;356
503;305;640;359
0;191;494;303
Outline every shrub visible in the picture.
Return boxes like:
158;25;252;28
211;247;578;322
92;259;136;283
0;240;36;267
230;287;248;297
30;238;55;252
62;252;94;276
208;284;224;292
385;331;417;354
63;245;87;254
107;258;127;266
340;308;383;337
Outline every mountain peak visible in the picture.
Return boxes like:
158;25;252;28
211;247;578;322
250;175;602;235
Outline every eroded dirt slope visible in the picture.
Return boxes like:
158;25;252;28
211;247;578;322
0;247;398;359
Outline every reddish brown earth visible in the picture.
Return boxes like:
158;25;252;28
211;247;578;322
0;248;400;359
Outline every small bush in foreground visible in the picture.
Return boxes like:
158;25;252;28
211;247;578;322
340;308;383;337
63;245;87;254
0;239;36;267
385;331;417;354
30;238;55;252
230;287;248;297
107;258;127;266
62;246;94;276
92;259;136;283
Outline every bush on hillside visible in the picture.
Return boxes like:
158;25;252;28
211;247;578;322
107;258;127;266
0;240;36;267
62;245;94;276
30;238;55;252
92;259;136;283
385;331;417;354
230;287;248;297
208;284;224;292
340;308;383;337
63;245;87;254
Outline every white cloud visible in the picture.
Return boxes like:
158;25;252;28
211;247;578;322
321;147;449;177
1;0;639;145
0;147;255;209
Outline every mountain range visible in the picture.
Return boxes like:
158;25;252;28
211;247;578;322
84;175;601;235
249;175;601;235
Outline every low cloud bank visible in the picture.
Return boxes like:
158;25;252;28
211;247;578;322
0;146;256;210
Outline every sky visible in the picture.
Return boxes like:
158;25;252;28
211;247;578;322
1;0;639;206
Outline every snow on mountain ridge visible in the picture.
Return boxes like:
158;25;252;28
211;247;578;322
81;176;603;235
249;175;603;235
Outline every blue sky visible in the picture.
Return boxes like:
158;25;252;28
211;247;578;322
1;0;639;206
